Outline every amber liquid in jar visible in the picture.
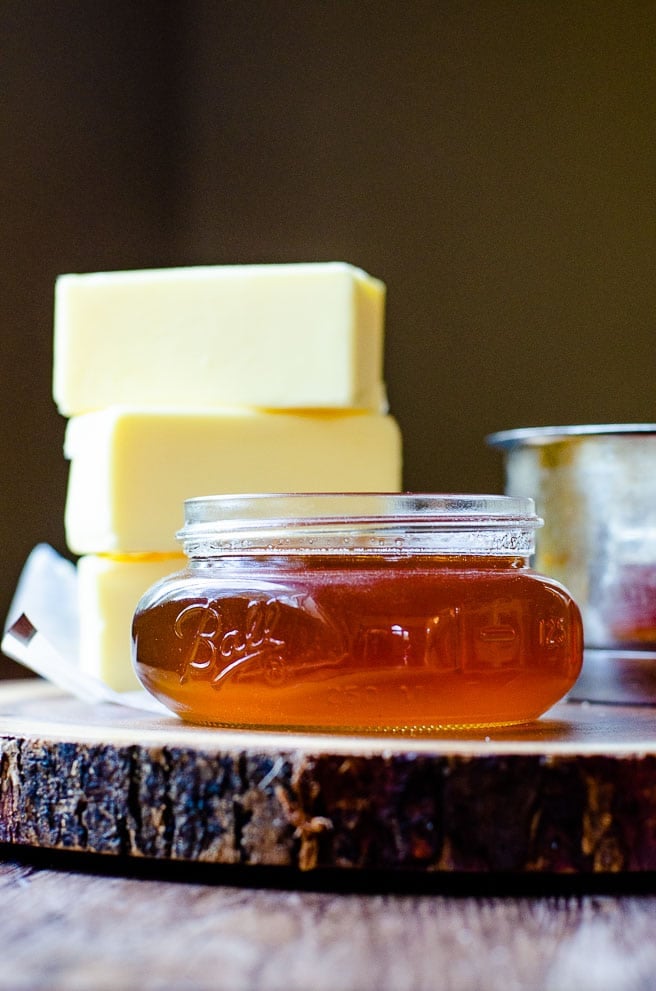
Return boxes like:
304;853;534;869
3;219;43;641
132;553;583;733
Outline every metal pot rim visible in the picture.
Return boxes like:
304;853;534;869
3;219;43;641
487;423;656;449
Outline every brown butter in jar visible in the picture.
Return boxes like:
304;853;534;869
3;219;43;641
131;493;583;733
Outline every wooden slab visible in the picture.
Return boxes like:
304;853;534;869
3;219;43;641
1;678;656;874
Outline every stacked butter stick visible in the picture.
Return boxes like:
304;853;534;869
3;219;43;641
52;262;403;691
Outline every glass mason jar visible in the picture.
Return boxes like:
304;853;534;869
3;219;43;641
131;493;583;733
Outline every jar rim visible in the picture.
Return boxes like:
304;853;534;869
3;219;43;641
180;492;538;529
177;493;541;557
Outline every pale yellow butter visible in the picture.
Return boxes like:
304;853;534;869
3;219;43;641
53;262;387;415
64;407;403;554
77;553;185;692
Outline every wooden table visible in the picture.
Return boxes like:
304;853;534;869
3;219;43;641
1;847;655;990
1;679;656;989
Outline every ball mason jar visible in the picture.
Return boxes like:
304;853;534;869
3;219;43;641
131;493;583;733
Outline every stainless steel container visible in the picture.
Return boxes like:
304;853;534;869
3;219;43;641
487;424;656;703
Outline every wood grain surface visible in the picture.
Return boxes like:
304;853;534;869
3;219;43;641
1;851;656;991
2;680;656;874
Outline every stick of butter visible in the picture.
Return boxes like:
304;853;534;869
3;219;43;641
53;262;387;415
64;407;403;554
77;554;185;692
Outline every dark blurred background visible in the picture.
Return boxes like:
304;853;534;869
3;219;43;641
2;2;655;675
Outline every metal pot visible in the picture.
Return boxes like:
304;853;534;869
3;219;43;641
487;424;656;703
